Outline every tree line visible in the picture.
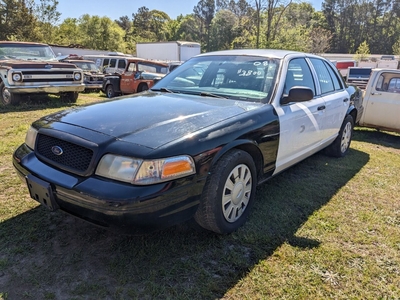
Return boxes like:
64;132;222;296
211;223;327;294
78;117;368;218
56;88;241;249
1;0;399;56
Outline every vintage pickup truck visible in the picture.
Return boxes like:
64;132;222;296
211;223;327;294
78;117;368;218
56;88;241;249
0;41;85;105
102;58;169;98
358;69;400;134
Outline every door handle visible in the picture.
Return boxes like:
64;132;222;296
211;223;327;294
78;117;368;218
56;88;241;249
371;92;382;95
343;98;349;102
317;105;326;111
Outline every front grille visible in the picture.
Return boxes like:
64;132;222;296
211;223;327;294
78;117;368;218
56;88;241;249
21;70;76;83
36;134;93;173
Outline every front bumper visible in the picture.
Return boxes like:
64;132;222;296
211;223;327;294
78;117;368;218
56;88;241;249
13;144;205;233
84;83;103;90
6;83;85;94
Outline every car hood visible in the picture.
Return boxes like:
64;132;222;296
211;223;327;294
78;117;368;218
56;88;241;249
0;59;78;69
39;92;262;149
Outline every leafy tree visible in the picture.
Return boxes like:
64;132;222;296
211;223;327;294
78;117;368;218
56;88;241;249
34;0;61;43
306;27;332;54
194;0;216;52
354;40;370;61
209;9;238;50
392;39;400;57
1;0;38;40
55;18;80;46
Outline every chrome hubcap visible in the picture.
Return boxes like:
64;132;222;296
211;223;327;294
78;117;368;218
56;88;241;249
2;88;11;104
341;122;352;153
222;164;252;223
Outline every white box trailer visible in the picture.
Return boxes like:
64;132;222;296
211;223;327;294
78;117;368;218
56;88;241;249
136;41;201;62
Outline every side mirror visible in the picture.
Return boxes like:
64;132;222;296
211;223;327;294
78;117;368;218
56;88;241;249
281;87;314;105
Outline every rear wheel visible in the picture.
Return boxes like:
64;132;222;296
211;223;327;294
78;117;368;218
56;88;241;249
325;115;354;157
0;82;21;106
194;149;257;234
61;92;79;103
106;85;115;98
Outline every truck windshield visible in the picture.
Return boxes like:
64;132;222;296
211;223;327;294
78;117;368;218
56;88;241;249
0;44;56;61
152;55;280;103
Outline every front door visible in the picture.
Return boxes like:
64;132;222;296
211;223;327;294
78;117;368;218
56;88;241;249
120;62;137;94
273;58;326;174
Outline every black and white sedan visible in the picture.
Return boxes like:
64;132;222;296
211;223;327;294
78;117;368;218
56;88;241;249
13;49;362;234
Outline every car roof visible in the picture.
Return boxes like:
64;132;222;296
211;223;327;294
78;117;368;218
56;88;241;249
63;59;96;64
126;57;169;66
197;49;322;60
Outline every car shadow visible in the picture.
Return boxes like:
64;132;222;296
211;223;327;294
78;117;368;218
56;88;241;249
0;149;370;299
354;127;400;149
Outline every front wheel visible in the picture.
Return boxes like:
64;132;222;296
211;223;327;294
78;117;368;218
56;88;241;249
61;92;79;103
106;85;115;98
137;84;148;93
0;82;21;106
194;149;257;234
325;115;354;157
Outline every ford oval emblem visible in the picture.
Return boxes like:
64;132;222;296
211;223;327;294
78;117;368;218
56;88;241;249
51;146;63;156
45;64;53;69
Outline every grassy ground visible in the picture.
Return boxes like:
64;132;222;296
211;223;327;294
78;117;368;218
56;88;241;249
0;93;399;299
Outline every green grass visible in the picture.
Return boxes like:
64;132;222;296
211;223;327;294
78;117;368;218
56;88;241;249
1;93;399;299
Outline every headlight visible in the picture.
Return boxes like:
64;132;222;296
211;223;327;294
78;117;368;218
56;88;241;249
95;154;196;185
12;72;22;82
74;72;82;81
25;126;38;150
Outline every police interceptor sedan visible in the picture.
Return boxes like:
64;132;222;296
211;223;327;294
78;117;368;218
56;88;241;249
13;49;362;234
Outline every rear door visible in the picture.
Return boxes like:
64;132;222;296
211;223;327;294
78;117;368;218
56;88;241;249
308;58;349;142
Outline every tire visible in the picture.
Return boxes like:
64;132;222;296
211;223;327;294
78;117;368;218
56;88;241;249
61;92;79;103
106;85;115;98
325;115;354;157
194;149;257;234
138;84;148;92
0;82;21;106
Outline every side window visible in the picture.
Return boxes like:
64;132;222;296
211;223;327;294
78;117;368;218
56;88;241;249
127;63;136;72
285;58;316;96
375;74;384;90
118;59;126;69
387;77;400;93
109;59;116;68
310;58;335;94
103;58;109;67
324;61;343;90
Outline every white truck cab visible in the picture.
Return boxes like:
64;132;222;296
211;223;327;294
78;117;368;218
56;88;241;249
359;69;400;133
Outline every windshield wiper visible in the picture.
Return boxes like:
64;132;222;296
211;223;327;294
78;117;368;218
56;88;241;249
153;87;177;93
200;92;227;99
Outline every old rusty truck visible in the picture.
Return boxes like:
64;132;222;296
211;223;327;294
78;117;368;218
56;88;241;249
0;41;85;106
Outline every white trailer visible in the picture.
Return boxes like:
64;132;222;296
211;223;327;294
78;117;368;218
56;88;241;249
136;41;201;62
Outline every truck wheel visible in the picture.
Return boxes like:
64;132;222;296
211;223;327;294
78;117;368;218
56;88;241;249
0;82;21;106
194;149;257;234
106;85;115;98
325;115;354;157
138;84;148;93
61;92;79;103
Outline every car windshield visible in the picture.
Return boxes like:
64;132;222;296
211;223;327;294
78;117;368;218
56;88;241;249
152;55;280;103
0;44;56;61
74;62;101;72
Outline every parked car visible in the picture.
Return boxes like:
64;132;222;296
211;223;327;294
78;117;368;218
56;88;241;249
61;57;104;92
102;58;169;98
0;41;84;105
13;49;362;234
358;69;400;133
